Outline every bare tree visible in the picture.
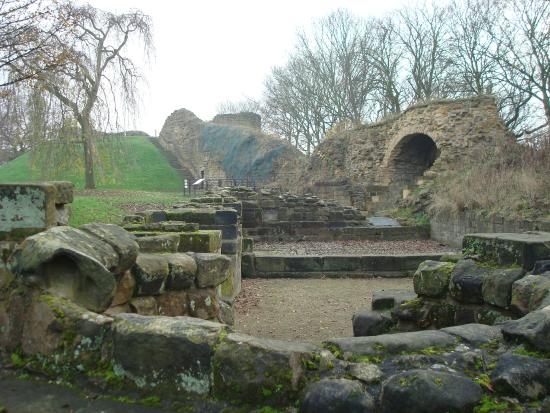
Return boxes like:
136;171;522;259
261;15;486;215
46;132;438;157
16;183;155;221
395;4;454;102
216;98;261;114
10;2;152;188
489;0;550;134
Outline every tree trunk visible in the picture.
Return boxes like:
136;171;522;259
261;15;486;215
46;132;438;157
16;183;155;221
81;119;96;189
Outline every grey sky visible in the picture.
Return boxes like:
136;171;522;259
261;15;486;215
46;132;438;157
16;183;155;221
83;0;408;135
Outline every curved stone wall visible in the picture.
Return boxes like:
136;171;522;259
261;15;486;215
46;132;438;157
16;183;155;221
303;96;514;210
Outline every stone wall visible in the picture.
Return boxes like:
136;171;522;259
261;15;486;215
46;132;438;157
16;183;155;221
304;96;513;211
157;108;304;186
212;112;261;131
431;210;550;248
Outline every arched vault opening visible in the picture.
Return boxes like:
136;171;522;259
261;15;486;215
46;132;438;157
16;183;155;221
386;133;439;185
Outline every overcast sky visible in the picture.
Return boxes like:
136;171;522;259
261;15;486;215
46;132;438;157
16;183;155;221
83;0;408;136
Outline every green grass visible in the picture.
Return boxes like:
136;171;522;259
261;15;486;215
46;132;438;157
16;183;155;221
70;191;188;227
0;136;183;191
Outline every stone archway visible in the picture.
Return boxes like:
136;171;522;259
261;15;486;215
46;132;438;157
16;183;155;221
384;133;439;185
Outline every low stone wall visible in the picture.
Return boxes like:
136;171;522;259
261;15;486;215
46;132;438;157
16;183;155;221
431;210;550;247
353;232;550;336
243;253;444;278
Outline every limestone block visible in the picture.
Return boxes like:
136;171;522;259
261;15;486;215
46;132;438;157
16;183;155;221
380;370;482;413
194;253;231;288
112;314;227;395
178;230;221;253
9;226;119;312
511;274;550;315
301;379;375;413
413;260;455;298
129;296;158;315
22;294;113;357
214;209;238;225
111;271;136;306
501;306;550;352
352;311;394;336
122;214;145;225
135;233;179;254
131;253;169;295
187;288;219;319
491;354;550;400
324;330;457;356
482;267;524;308
136;209;167;224
156;291;189;316
165;208;217;225
165;253;197;290
213;332;318;405
0;183;57;240
218;255;241;301
449;260;488;304
80;223;139;273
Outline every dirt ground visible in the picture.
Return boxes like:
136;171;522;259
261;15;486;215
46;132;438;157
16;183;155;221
234;277;413;344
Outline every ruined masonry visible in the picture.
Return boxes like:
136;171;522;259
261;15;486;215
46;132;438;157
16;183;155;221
1;182;550;412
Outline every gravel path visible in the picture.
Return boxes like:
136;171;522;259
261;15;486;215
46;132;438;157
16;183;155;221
254;239;456;256
234;278;413;344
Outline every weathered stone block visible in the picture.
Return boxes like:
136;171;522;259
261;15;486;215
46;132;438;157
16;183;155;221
187;288;220;319
220;240;238;254
194;253;231;288
352;311;394;336
136;209;167;224
463;232;550;269
213;332;318;405
166;208;217;225
112;271;136;306
112;314;227;395
413;260;455;298
165;253;197;290
214;209;238;225
9;226;118;312
155;291;189;316
449;260;487;304
511;274;550;315
372;290;416;311
380;369;482;413
0;183;58;241
135;233;180;253
129;296;158;315
325;330;457;356
482;267;524;308
491;354;550;400
301;379;375;413
178;230;221;253
131;253;169;295
501;306;550;352
80;223;139;273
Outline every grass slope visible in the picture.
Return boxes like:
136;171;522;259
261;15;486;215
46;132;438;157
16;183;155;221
69;190;188;227
0;136;183;192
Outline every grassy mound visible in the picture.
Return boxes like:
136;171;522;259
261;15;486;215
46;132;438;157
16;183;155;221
0;136;183;192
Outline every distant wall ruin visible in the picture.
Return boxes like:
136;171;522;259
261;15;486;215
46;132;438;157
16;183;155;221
303;96;513;211
212;112;261;131
157;109;304;188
